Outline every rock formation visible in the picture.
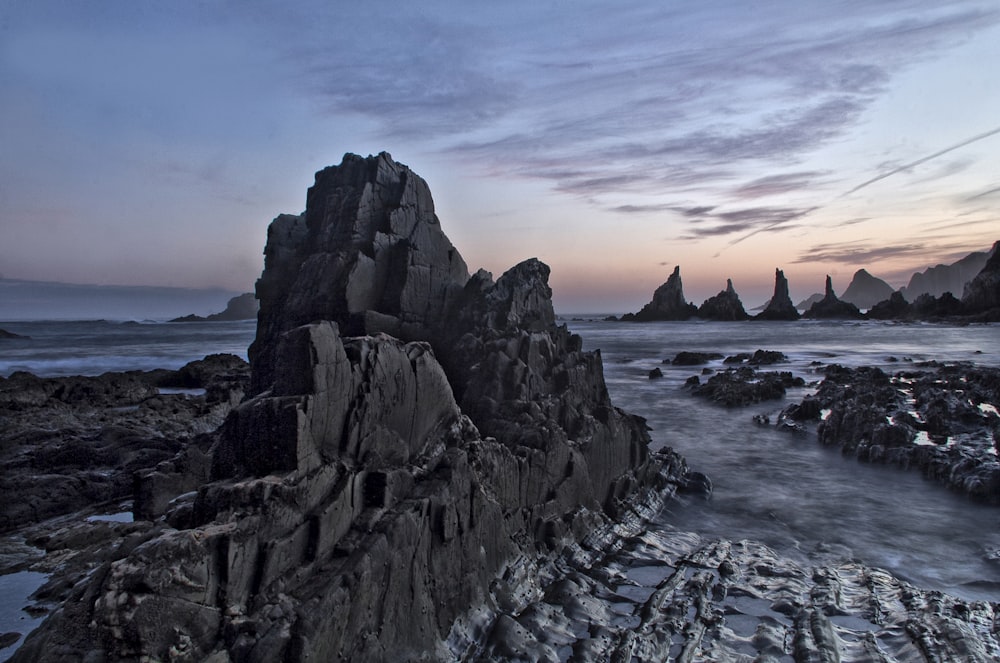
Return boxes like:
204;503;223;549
962;239;1000;319
803;276;863;319
0;328;28;339
621;266;697;321
841;268;894;309
171;293;259;322
13;153;692;662
867;291;911;319
696;279;749;321
902;246;991;300
754;268;800;320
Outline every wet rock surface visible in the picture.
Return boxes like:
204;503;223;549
779;362;1000;502
804;275;864;319
690;366;805;407
0;356;249;534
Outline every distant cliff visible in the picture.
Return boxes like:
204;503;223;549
901;248;991;300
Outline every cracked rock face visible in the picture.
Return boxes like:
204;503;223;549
13;153;684;662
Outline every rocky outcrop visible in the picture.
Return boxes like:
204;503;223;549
962;240;1000;318
778;363;1000;502
622;266;697;321
841;268;895;309
696;279;749;320
0;328;28;339
803;276;863;319
14;153;693;662
902;247;991;300
689;366;804;407
0;356;249;534
754;268;800;320
867;290;911;319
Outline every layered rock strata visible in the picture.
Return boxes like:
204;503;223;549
13;153;692;662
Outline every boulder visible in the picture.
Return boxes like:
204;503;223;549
697;279;749;321
754;269;800;320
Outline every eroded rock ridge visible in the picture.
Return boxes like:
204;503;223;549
13;153;690;662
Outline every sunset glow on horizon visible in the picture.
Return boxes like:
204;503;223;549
1;1;998;313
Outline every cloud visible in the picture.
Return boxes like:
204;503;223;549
966;184;1000;201
792;238;989;268
732;172;827;199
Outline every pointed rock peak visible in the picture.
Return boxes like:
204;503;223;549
726;278;735;293
854;268;871;278
671;265;681;277
825;275;835;298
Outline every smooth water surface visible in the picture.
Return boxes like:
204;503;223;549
573;318;1000;601
0;319;257;377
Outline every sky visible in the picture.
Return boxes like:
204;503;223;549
1;1;999;313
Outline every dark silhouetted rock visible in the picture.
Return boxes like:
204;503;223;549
671;351;724;365
697;279;749;321
867;291;911;319
912;292;965;318
692;366;804;406
724;350;787;365
841;269;895;309
622;266;697;321
170;292;258;322
803;276;863;319
754;269;800;320
962;240;1000;318
648;367;663;379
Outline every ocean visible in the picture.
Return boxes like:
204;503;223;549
2;317;999;659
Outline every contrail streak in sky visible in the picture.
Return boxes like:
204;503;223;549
715;125;1000;256
839;125;1000;198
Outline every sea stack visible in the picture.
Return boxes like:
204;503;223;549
697;279;749;321
13;152;695;662
623;265;698;321
755;268;800;320
803;276;863;319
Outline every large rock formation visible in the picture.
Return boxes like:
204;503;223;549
962;239;1000;318
696;279;749;321
803;276;863;319
754;268;800;320
621;266;697;321
841;268;894;309
13;153;691;662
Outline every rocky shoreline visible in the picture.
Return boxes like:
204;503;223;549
3;153;999;661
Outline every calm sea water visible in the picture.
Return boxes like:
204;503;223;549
573;318;1000;602
1;317;999;659
0;319;256;377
